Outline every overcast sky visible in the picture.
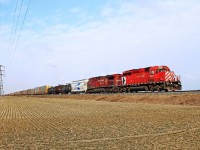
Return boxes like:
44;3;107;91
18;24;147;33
0;0;200;93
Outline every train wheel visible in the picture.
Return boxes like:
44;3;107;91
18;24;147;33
149;86;154;92
156;86;161;92
144;86;149;91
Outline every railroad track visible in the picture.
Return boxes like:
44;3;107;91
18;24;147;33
127;90;200;95
84;90;200;96
5;90;200;97
171;90;200;93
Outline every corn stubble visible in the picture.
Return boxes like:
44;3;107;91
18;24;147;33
0;95;200;149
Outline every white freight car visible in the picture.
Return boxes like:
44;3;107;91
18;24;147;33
71;79;88;93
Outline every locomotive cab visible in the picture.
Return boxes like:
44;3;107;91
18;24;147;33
149;66;181;91
149;66;170;82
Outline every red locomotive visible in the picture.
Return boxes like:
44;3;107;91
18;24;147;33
121;66;181;92
87;74;122;93
87;65;181;93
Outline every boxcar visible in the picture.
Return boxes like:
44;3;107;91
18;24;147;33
34;85;51;95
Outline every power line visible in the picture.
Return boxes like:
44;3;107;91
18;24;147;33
7;0;24;69
6;0;20;66
9;0;32;72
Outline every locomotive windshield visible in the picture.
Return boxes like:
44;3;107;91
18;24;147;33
159;69;167;72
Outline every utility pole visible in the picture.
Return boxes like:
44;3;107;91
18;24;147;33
0;65;5;96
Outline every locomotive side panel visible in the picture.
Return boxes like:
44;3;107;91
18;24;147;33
88;76;110;89
87;74;122;93
122;68;149;85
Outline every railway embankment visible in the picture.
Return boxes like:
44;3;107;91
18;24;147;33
23;92;200;106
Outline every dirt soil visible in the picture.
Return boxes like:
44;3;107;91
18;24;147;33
0;94;200;149
34;93;200;106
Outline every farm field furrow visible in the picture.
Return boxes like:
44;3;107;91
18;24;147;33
0;96;200;149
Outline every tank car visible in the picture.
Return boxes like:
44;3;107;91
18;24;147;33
48;85;65;94
48;87;55;94
60;84;71;94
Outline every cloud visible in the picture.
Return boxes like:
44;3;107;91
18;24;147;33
69;7;89;22
70;7;82;14
0;0;10;4
46;62;58;70
1;0;200;93
101;7;113;17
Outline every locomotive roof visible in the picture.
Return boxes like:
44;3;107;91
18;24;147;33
90;74;121;79
123;65;170;74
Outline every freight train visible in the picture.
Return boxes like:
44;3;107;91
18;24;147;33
8;65;182;95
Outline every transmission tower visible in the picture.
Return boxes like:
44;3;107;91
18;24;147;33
0;65;5;96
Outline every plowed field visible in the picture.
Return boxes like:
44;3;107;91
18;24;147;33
0;94;200;149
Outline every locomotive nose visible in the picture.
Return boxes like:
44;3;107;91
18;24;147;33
165;71;175;82
165;71;181;82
